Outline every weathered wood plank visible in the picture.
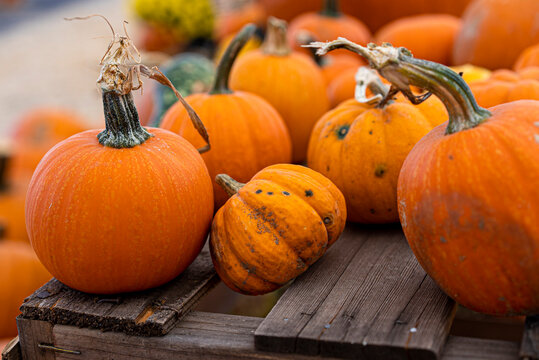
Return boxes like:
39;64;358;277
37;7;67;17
520;315;539;359
442;336;519;360
255;225;457;359
1;337;21;360
50;312;340;360
19;249;219;337
16;318;54;360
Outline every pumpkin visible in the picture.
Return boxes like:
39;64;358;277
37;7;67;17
310;40;539;315
469;67;539;108
0;241;51;337
450;64;491;84
327;67;359;108
287;0;371;57
9;108;87;184
161;25;292;209
214;30;262;64
214;0;266;41
0;338;12;353
308;67;446;223
210;164;346;295
452;0;539;70
230;17;329;163
375;14;461;65
25;33;214;294
514;43;539;71
135;24;181;54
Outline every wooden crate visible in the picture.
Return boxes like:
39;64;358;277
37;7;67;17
3;225;538;360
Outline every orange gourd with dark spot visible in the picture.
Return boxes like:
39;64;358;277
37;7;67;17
161;25;292;208
375;14;461;65
452;0;539;69
287;0;371;57
308;69;446;223
25;39;214;294
0;241;51;337
514;43;539;71
230;18;329;163
469;67;539;108
210;164;346;295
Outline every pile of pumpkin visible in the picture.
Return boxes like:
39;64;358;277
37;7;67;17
2;0;539;350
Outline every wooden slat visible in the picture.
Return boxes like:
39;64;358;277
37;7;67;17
16;318;54;360
255;225;457;359
50;312;340;360
442;336;519;360
1;337;21;360
20;249;219;337
520;315;539;359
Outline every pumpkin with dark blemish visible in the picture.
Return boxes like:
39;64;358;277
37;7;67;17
307;68;446;223
209;164;346;295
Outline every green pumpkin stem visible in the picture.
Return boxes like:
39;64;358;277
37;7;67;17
216;174;244;197
262;17;291;56
320;0;341;17
307;39;492;134
210;24;256;95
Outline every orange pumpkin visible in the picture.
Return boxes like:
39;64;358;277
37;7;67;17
309;40;539;315
135;24;181;55
452;0;539;70
0;241;51;337
161;25;292;209
308;67;446;223
327;67;358;108
469;67;539;108
450;64;491;84
9;108;87;184
25;36;214;294
514;43;539;71
210;164;346;295
230;18;329;163
215;0;266;41
375;14;461;65
287;0;371;57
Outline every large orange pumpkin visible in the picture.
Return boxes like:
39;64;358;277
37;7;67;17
161;25;292;208
0;241;51;337
230;17;329;163
309;40;539;315
26;36;214;294
210;164;346;295
469;67;539;108
375;14;461;65
9;108;87;183
308;67;446;223
452;0;539;70
287;0;371;57
514;43;539;71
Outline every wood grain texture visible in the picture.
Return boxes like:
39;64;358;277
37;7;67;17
255;224;457;359
442;336;519;360
19;249;219;337
520;315;539;360
1;337;21;360
16;318;54;360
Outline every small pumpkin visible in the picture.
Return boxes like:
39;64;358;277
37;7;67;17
230;17;329;163
287;0;371;57
26;32;214;294
514;43;539;71
310;40;539;315
0;241;51;337
210;164;346;295
469;67;539;108
308;67;446;223
161;25;292;209
452;0;539;69
450;64;491;84
375;14;461;65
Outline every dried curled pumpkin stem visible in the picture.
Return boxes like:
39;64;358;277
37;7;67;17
306;38;492;134
262;17;291;56
354;67;390;106
210;23;256;95
215;174;244;197
67;15;210;152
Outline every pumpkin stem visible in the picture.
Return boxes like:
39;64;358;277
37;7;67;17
216;174;244;197
354;67;390;106
210;24;256;95
307;38;492;134
296;30;325;66
262;17;291;56
320;0;341;17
